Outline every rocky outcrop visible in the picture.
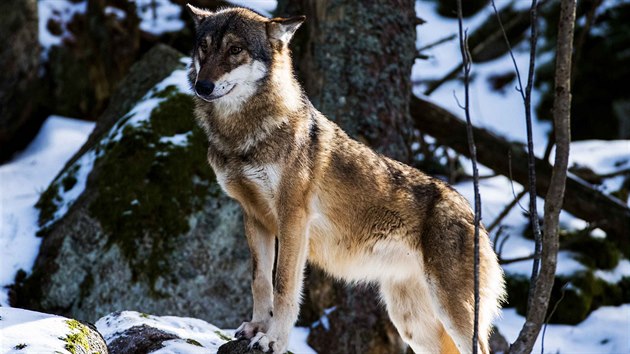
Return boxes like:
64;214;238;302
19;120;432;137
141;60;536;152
96;311;235;353
13;44;252;328
0;0;44;162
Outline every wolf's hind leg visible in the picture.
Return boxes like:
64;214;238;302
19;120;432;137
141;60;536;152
380;277;449;354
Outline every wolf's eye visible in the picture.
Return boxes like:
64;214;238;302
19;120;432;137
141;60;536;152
229;46;243;55
199;41;208;52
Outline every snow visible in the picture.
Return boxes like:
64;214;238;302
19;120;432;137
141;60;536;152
0;307;73;354
0;116;94;306
495;305;630;354
413;0;552;155
160;131;193;147
105;57;191;145
136;0;185;36
38;0;87;57
41;150;97;230
596;259;630;284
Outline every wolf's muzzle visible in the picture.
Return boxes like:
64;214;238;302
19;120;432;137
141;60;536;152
195;80;215;97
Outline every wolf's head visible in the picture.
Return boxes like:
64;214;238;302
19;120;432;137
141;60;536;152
186;5;304;113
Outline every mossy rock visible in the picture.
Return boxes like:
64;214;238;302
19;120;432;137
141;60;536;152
505;270;629;325
14;45;252;327
563;231;621;270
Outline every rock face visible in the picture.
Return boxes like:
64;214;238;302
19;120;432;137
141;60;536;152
0;307;108;354
14;45;252;328
0;0;44;161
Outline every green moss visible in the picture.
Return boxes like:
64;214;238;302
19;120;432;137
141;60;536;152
214;330;233;341
185;338;203;347
139;313;151;318
89;90;216;291
35;182;63;231
61;320;91;354
565;235;621;270
153;84;178;98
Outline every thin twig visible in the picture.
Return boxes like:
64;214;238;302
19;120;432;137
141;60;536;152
541;282;568;354
417;33;457;52
491;0;526;101
523;0;543;301
455;1;481;352
499;254;536;265
488;189;528;233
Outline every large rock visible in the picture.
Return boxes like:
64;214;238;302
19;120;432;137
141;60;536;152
0;307;107;354
304;269;405;354
13;44;252;328
44;0;141;119
96;311;235;354
0;0;45;162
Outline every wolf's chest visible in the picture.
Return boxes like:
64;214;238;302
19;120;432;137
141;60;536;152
214;163;282;205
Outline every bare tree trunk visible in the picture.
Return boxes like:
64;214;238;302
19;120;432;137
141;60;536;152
509;0;576;352
276;1;417;353
278;0;416;163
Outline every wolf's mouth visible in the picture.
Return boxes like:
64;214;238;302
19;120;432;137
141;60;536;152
197;84;236;102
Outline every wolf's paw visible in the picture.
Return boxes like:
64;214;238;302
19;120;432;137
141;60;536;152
249;331;287;353
235;321;267;340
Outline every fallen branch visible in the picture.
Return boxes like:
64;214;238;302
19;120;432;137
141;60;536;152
409;96;630;251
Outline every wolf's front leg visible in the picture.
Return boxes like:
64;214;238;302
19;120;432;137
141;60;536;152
236;214;276;340
249;209;309;353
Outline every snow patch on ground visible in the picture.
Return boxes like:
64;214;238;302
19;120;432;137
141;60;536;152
413;0;551;155
495;305;630;354
0;116;94;306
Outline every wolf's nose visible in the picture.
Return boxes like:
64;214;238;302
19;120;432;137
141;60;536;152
195;80;215;96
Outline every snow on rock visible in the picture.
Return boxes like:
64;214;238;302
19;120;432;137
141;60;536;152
0;116;94;306
95;310;316;354
38;0;87;56
136;0;185;36
495;305;630;354
96;310;231;352
0;307;106;354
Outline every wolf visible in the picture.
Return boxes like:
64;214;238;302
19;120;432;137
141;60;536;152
186;4;505;354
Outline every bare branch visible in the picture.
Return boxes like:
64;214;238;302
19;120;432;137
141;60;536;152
455;2;481;352
417;33;457;52
509;0;576;352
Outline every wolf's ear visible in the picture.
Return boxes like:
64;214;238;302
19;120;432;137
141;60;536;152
186;4;213;26
266;16;306;45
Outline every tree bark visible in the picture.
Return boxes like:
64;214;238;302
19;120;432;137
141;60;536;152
509;0;575;351
278;0;416;163
410;96;630;252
